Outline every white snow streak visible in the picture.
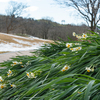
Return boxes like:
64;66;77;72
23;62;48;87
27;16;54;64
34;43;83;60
0;33;47;52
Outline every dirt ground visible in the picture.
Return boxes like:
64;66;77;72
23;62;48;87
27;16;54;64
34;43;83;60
0;33;53;67
0;50;34;63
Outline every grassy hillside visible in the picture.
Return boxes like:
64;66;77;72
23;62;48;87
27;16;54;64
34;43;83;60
0;31;100;100
0;33;53;53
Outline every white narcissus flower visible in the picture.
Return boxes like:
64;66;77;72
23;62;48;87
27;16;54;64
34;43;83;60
70;48;74;51
82;33;88;39
76;35;82;39
26;72;37;78
75;34;82;39
0;76;4;82
21;65;24;67
77;36;82;39
96;32;99;34
7;69;12;77
66;43;72;48
85;67;91;72
70;47;82;52
63;65;70;70
61;65;70;72
30;72;36;78
10;84;16;88
8;70;12;74
0;84;6;89
26;72;31;78
11;64;15;66
70;48;76;52
72;32;76;36
76;35;79;38
77;47;82;50
61;68;66;72
13;61;19;65
75;47;82;51
19;62;22;64
7;73;12;77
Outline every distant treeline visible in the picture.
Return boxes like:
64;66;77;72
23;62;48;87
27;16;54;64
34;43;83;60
0;14;89;41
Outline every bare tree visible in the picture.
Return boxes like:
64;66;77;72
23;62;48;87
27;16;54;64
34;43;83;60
5;1;28;34
55;0;100;32
40;18;53;39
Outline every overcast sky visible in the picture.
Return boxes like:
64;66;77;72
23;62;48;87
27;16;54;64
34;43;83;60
0;0;86;25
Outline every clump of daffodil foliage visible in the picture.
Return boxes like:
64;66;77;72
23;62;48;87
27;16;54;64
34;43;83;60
1;31;100;100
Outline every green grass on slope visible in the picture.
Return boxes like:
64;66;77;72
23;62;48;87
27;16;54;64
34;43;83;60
0;32;100;100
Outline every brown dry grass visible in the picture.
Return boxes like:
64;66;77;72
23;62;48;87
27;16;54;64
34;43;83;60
0;51;9;54
0;33;53;47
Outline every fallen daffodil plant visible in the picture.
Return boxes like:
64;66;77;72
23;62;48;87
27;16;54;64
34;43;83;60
0;31;100;100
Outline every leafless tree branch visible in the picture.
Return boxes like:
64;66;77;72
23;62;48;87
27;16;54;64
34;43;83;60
54;0;100;32
5;1;28;34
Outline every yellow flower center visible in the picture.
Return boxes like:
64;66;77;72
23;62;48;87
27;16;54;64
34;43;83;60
62;69;66;72
65;66;68;70
21;65;24;67
78;47;81;49
67;44;70;48
14;62;17;64
83;35;86;38
27;73;29;76
7;73;10;76
0;79;2;82
20;62;22;64
11;85;13;87
87;70;90;72
1;85;4;89
11;64;14;66
76;35;78;38
70;48;73;50
76;48;78;51
9;71;12;73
